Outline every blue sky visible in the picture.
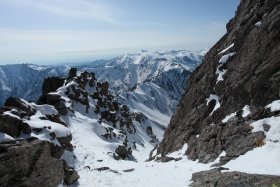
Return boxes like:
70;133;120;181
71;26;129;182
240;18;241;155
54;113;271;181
0;0;239;64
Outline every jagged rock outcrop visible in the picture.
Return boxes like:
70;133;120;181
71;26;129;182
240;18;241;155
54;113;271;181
157;0;280;164
0;75;79;185
190;169;280;187
38;77;68;116
42;77;65;95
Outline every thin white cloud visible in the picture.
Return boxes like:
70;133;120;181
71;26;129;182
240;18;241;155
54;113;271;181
8;0;121;23
0;21;226;64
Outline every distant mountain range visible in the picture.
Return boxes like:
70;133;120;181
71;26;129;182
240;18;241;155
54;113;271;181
0;50;203;113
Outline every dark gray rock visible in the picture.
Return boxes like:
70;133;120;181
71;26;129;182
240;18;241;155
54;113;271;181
49;142;65;159
190;169;280;187
63;162;79;186
68;68;77;80
0;139;65;187
95;167;110;171
42;77;65;95
46;114;67;126
123;168;135;172
4;97;36;116
263;123;271;132
114;145;131;160
39;93;68;115
157;156;182;163
54;100;68;116
0;114;31;137
57;135;73;151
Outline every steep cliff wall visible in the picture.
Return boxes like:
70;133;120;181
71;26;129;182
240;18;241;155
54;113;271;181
158;0;280;163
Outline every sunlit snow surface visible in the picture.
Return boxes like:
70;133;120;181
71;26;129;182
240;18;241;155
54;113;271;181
266;100;280;112
0;132;14;141
218;43;234;55
224;116;280;175
64;112;213;187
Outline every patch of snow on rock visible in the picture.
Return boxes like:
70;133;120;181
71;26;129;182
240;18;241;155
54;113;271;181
167;144;188;159
222;112;237;123
216;65;228;83
242;105;251;117
251;116;280;142
34;104;58;116
206;94;220;116
266;100;280;112
218;43;234;55
255;21;262;27
0;132;14;142
219;52;236;64
224;116;280;175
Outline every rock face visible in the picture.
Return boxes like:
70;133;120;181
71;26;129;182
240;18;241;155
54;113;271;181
157;0;280;163
0;112;31;137
0;139;65;187
42;77;65;95
191;169;280;187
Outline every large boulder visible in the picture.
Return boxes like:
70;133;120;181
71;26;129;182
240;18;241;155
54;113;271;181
191;169;280;187
0;139;65;187
39;94;68;115
42;77;65;95
68;68;77;80
0;114;31;137
4;97;36;116
63;163;80;186
114;145;132;160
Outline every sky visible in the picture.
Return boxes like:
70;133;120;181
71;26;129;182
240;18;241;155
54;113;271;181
0;0;239;65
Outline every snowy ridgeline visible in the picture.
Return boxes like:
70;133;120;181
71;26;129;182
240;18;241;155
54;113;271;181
0;50;204;139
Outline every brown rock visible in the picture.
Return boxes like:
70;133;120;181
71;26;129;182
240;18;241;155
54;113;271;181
157;0;280;163
4;97;36;116
42;77;65;95
0;114;31;137
0;139;65;187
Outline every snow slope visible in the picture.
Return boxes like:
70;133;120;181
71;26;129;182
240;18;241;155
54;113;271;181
52;71;213;186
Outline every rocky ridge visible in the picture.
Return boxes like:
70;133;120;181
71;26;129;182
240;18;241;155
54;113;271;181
0;67;165;186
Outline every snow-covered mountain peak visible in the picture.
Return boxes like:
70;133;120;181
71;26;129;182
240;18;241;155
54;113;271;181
113;50;203;70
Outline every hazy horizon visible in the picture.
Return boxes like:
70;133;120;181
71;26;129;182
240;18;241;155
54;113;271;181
0;0;239;65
